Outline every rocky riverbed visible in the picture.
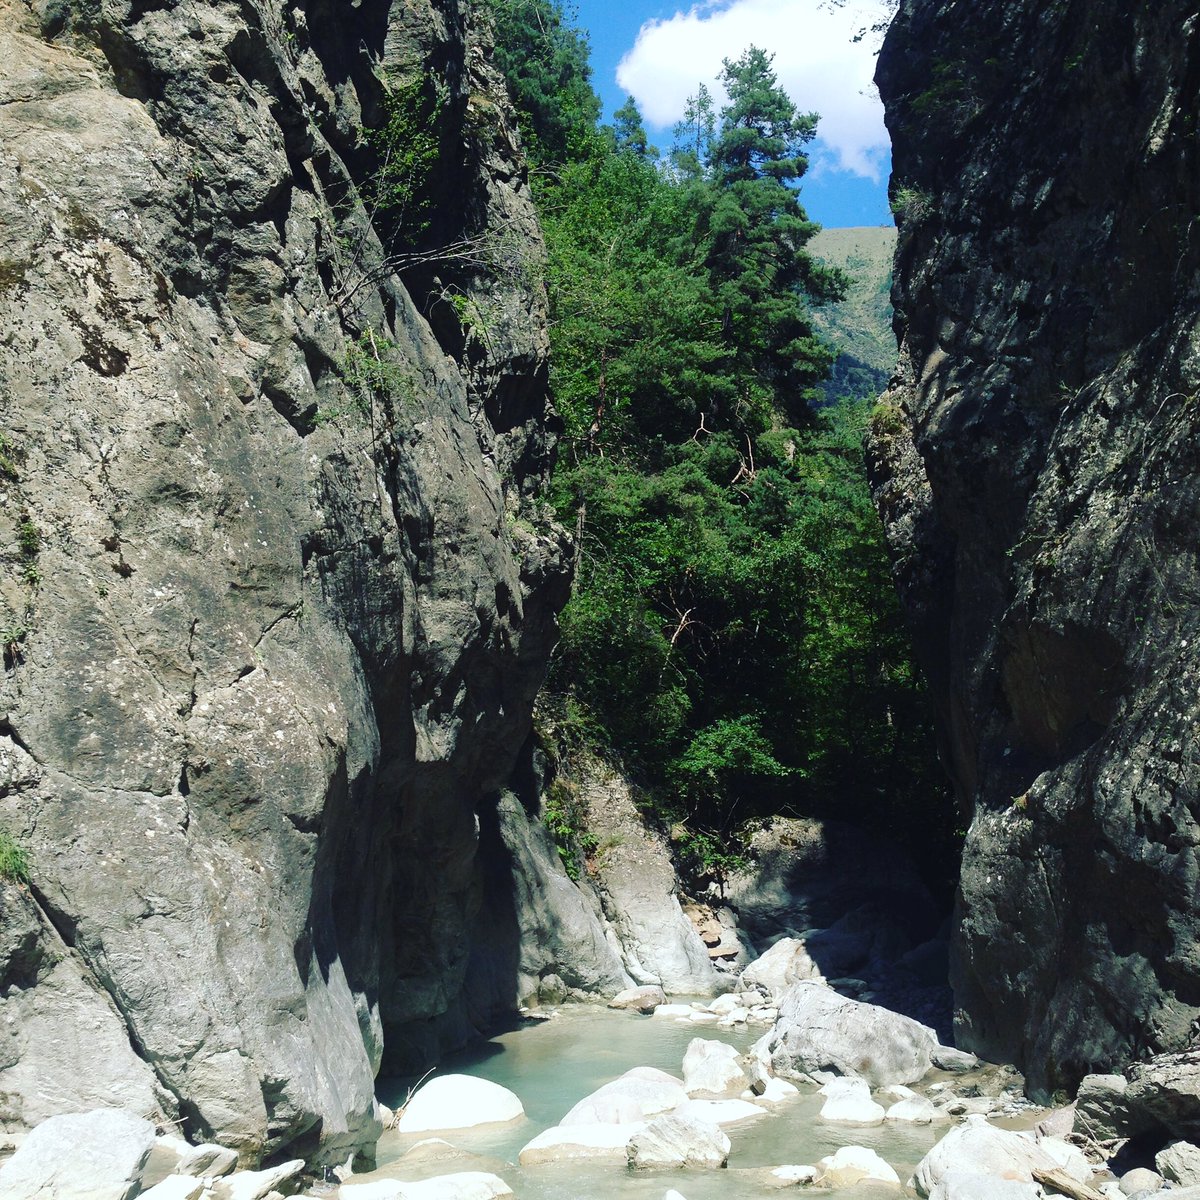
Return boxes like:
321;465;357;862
16;965;1200;1200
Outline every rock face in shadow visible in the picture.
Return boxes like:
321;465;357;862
872;1;1200;1096
0;0;569;1165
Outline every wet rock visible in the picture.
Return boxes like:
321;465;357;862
766;981;937;1086
0;1108;156;1200
770;1165;819;1185
817;1145;901;1187
626;1113;731;1170
683;1038;750;1097
559;1067;687;1124
608;986;666;1014
396;1077;524;1133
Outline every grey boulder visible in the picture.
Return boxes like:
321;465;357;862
766;981;937;1086
682;1038;749;1097
1158;1139;1200;1187
0;1108;156;1200
626;1113;730;1170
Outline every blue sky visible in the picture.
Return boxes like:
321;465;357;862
571;0;894;229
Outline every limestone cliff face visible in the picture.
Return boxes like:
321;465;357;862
0;0;570;1165
872;1;1200;1097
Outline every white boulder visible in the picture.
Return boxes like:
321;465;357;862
818;1078;885;1125
682;1038;749;1096
912;1116;1060;1197
886;1095;942;1123
518;1123;645;1165
740;938;823;996
400;1173;514;1200
219;1160;305;1200
817;1145;901;1187
626;1113;730;1169
652;1004;696;1019
138;1179;206;1200
0;1109;157;1200
178;1142;240;1177
745;1077;799;1104
560;1067;687;1124
608;986;666;1013
397;1075;524;1133
927;1172;1044;1200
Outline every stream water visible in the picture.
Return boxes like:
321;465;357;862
357;1004;942;1198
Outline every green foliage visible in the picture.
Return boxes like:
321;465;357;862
0;433;21;481
481;0;600;166
542;777;598;881
488;13;951;893
363;74;446;242
891;185;933;223
342;330;415;414
0;829;28;884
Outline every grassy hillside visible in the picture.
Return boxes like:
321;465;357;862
808;225;898;402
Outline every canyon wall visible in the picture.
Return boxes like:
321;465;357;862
873;0;1200;1097
0;0;587;1166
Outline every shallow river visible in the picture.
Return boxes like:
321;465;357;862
358;1004;941;1198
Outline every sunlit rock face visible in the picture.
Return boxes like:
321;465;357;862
0;0;570;1165
872;0;1200;1097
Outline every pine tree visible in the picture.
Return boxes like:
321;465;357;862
702;47;845;425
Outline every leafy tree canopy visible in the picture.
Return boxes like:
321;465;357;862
480;1;952;895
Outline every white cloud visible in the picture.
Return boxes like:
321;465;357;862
615;0;890;180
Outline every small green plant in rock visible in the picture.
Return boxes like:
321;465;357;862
0;829;28;883
342;330;416;415
543;777;598;881
363;73;446;242
891;185;933;223
0;433;21;481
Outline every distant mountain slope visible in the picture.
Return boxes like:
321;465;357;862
808;225;898;402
